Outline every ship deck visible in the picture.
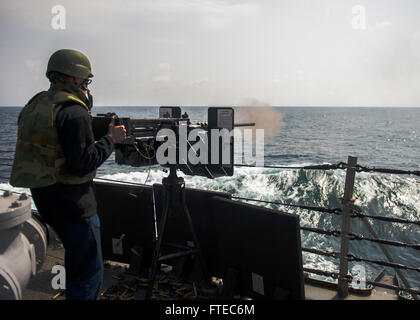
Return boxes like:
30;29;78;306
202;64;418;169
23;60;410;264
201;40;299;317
22;228;398;301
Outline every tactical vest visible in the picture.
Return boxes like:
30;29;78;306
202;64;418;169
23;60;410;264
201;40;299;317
9;88;96;188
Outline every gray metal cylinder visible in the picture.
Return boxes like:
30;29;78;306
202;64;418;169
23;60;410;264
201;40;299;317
21;215;48;268
0;191;41;300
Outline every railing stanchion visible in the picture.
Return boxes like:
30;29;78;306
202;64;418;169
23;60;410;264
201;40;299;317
338;155;357;298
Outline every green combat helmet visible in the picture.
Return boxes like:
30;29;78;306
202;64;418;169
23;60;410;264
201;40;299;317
46;49;93;79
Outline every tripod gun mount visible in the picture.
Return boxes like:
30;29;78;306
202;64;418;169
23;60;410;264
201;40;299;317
146;165;211;300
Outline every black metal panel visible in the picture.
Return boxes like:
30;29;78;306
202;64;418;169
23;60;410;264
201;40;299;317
206;107;234;177
159;106;181;118
94;180;231;269
95;181;155;265
95;180;304;299
209;196;305;300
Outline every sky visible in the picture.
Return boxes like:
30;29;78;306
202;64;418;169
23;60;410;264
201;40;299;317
0;0;420;107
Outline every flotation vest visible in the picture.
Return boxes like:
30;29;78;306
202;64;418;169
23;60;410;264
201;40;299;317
9;87;96;188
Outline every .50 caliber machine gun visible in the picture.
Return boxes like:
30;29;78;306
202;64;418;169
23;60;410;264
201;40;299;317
92;106;254;179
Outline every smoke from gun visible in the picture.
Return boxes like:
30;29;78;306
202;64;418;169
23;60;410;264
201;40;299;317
235;98;284;140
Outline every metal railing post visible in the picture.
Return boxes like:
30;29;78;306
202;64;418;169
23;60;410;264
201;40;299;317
338;155;357;297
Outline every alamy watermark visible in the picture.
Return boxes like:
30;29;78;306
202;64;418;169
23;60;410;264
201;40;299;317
51;264;66;290
51;5;66;30
154;123;265;166
351;264;366;289
50;5;368;32
352;5;366;30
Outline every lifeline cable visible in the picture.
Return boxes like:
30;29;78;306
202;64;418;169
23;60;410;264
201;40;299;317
232;196;342;215
302;247;341;259
347;253;420;272
355;165;420;177
352;209;420;227
349;233;420;251
233;196;420;226
300;226;341;237
234;162;346;170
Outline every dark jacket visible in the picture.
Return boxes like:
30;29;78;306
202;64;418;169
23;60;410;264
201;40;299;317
31;103;114;224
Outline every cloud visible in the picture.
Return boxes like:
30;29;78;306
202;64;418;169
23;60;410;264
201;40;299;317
24;59;42;71
367;21;393;32
193;0;260;29
191;78;215;87
153;75;171;82
136;0;261;29
377;21;393;29
1;1;420;106
158;63;171;71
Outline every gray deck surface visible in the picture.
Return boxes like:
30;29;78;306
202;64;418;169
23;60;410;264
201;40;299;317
22;228;139;300
22;228;399;301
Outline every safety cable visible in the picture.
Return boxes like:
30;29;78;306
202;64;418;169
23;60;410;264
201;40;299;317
302;247;341;259
347;253;420;272
348;233;420;251
351;209;420;227
300;227;419;253
232;196;420;227
303;267;342;280
355;164;420;177
232;196;342;215
234;162;346;170
302;247;420;272
300;226;341;237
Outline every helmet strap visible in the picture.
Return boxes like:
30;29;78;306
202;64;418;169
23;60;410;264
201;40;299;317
50;77;93;110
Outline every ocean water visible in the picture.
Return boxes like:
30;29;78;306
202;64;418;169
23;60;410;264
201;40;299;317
0;106;419;291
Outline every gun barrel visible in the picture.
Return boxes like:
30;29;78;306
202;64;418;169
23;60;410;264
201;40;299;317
234;122;255;127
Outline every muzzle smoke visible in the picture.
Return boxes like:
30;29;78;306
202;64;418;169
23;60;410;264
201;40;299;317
235;98;284;140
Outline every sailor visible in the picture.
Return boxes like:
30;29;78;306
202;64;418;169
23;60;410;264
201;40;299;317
9;49;126;300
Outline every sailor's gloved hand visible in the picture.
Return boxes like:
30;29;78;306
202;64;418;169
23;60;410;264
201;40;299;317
107;116;126;144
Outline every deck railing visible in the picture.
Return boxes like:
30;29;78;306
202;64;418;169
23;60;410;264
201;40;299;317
234;157;420;299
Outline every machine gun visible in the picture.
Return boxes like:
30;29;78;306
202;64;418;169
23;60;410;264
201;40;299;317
92;106;254;179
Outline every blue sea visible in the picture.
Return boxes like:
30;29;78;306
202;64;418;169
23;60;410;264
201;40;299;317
0;106;419;292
